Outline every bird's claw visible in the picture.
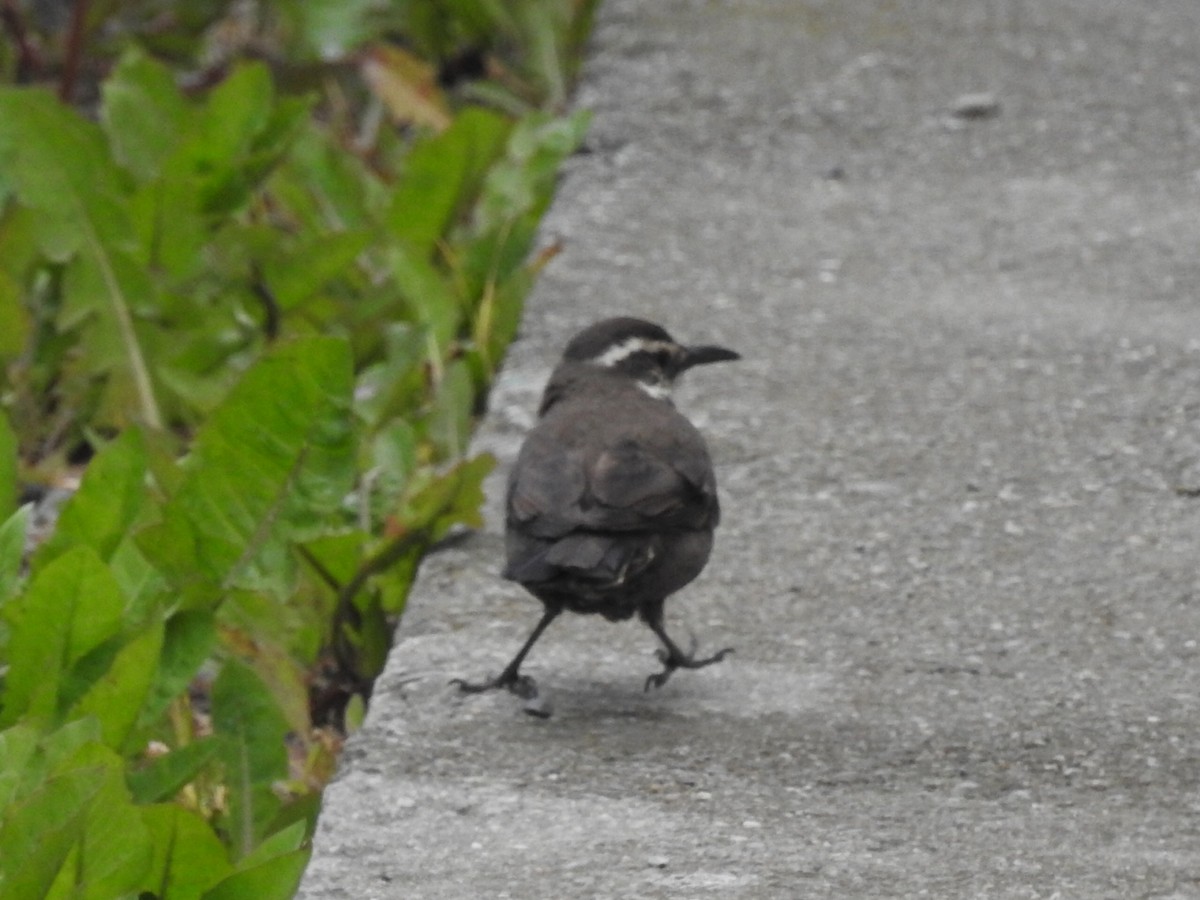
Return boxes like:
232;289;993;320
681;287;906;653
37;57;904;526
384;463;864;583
451;672;540;701
644;646;734;692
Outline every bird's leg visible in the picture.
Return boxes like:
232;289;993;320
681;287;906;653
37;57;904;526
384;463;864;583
641;602;734;691
451;605;562;700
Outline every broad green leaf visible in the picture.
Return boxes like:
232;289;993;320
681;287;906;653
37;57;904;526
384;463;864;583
386;107;511;256
236;819;306;869
70;621;164;751
0;724;39;811
138;610;217;730
101;49;191;182
127;738;220;804
217;612;313;735
1;547;126;729
140;804;232;900
199;64;274;168
0;89;163;429
68;749;153;900
0;766;103;900
36;427;147;567
263;229;373;311
199;848;310;900
190;66;311;219
107;534;169;623
389;242;462;350
137;337;356;599
264;789;321;843
211;660;290;859
475;109;590;233
0;89;121;263
38;717;106;774
270;127;381;231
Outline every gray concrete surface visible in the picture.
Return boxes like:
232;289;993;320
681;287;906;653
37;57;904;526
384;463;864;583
299;1;1200;897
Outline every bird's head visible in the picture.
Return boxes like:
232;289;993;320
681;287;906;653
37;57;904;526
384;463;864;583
560;317;740;400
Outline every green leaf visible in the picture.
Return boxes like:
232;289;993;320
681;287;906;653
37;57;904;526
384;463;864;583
101;49;191;182
408;454;494;543
69;621;165;751
237;819;306;869
353;322;427;430
270;127;381;232
36;427;147;567
0;89;164;429
386;107;511;256
369;419;418;510
200;64;274;168
343;692;366;733
38;717;105;773
216;608;313;735
0;505;28;602
211;660;290;859
389;243;461;351
423;358;475;459
0;89;120;263
0;259;32;359
72;749;153;900
0;411;14;517
138;610;217;730
0;724;39;811
475;108;590;232
140;804;232;900
1;546;126;729
0;766;103;900
199;848;310;900
263;228;373;311
137;337;356;600
127;738;220;804
275;0;380;59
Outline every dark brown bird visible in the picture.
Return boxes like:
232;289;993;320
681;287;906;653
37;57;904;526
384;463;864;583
454;317;739;705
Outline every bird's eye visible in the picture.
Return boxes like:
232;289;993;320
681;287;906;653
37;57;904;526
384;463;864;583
654;350;673;369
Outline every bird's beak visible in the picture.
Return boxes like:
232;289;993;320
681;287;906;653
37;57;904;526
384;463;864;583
681;344;741;370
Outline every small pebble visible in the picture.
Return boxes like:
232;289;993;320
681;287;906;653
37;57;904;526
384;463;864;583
951;92;1002;119
523;694;553;718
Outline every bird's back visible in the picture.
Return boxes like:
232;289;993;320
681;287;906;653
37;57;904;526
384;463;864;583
504;364;720;619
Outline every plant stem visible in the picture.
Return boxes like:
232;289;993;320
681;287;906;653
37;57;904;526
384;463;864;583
59;0;91;103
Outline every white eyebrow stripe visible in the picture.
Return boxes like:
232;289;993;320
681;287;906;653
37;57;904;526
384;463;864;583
636;380;673;400
594;337;675;368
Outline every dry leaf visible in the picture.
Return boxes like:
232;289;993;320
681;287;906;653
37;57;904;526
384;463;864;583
360;44;452;132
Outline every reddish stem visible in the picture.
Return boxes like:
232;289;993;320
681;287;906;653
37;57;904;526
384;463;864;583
1;0;41;81
58;0;91;103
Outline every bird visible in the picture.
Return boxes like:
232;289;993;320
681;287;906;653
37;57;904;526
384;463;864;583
453;316;739;706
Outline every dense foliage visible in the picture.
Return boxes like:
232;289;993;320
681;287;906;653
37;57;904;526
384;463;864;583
0;1;593;896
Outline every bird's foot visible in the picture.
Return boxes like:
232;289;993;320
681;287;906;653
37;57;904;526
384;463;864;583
451;670;539;701
644;641;734;692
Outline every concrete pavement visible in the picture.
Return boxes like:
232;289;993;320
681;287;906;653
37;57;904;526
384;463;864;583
300;1;1200;896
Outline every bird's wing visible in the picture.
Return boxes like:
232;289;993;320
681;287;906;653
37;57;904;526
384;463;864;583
507;430;716;539
586;439;705;522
